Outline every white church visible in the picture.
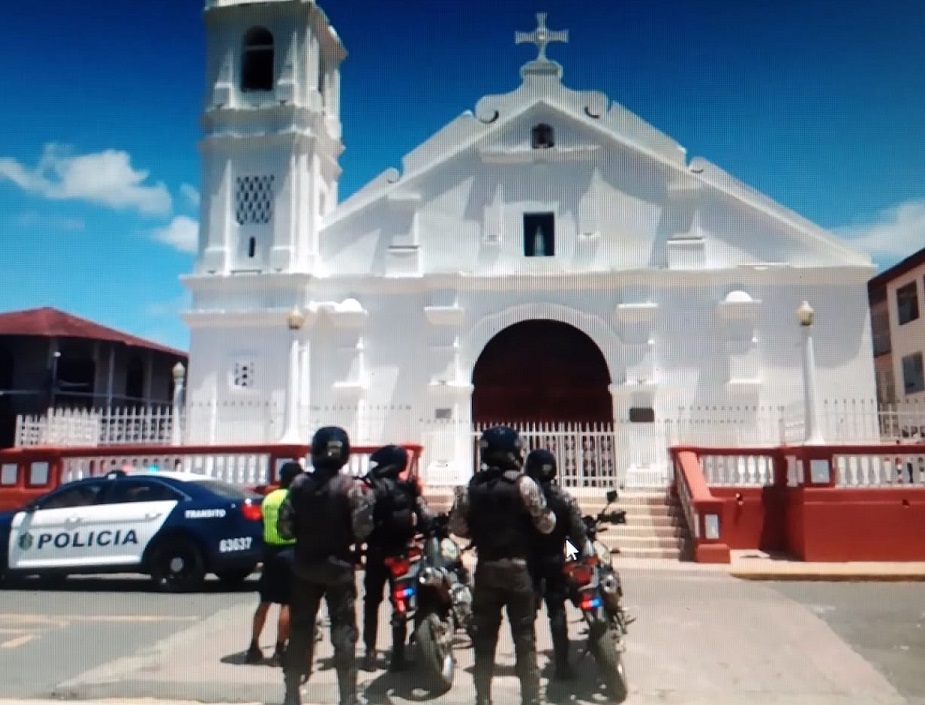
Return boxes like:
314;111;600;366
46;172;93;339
181;0;878;488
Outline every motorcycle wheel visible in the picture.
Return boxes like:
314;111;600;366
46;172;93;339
590;628;629;703
413;612;455;695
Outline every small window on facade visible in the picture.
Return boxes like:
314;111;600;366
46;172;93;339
241;27;275;92
29;461;50;486
902;352;925;395
628;407;655;423
247;237;256;258
1;464;17;486
232;361;255;389
531;123;554;149
896;281;920;325
235;175;275;225
523;212;555;257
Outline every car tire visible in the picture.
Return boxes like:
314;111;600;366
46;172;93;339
149;539;206;593
215;566;255;586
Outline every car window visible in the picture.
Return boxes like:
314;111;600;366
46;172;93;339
101;480;185;504
191;479;260;501
37;482;104;510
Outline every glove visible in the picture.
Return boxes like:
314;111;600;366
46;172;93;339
580;539;596;560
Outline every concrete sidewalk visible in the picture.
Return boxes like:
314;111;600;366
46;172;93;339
42;568;914;705
727;550;925;582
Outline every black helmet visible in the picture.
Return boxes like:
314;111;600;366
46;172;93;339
310;426;350;471
278;461;303;488
525;449;557;484
478;426;525;471
368;444;408;480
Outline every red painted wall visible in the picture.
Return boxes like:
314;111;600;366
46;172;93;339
711;487;789;552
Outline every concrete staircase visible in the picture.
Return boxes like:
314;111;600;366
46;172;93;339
422;487;693;561
577;490;693;561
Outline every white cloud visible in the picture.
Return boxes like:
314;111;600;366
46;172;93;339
0;143;172;216
17;210;85;231
152;216;199;254
180;183;200;208
834;199;925;264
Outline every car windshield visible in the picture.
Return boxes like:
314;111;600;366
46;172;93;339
190;479;261;501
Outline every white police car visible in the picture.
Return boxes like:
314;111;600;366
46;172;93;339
0;469;266;592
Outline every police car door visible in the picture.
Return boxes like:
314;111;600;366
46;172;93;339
91;478;183;566
8;480;107;570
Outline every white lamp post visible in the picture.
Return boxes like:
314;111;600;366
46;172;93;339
170;362;186;446
797;300;825;445
279;307;305;443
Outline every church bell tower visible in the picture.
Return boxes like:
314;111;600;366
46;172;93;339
196;0;346;275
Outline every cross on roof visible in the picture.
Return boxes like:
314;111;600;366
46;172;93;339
515;13;568;63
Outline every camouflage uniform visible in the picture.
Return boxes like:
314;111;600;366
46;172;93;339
277;470;375;705
449;470;556;705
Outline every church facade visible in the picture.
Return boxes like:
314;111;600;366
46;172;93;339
182;0;878;487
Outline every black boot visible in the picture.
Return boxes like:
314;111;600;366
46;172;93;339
360;648;376;672
245;640;263;664
336;667;363;705
387;646;408;673
270;642;286;667
282;674;301;705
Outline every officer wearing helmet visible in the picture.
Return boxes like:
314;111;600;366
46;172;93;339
276;426;375;705
448;426;557;705
524;449;594;681
360;444;435;672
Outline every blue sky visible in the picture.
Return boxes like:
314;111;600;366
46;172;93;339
2;0;924;352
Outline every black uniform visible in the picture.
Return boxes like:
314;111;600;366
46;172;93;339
277;427;375;705
524;449;592;681
449;426;557;705
360;444;435;671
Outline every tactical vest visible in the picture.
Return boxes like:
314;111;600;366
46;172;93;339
289;471;355;565
262;488;296;546
367;476;416;552
467;469;533;561
532;483;570;558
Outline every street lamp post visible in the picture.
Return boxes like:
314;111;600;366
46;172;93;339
797;300;825;445
171;362;186;446
279;307;305;444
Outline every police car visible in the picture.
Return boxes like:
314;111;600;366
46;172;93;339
0;469;266;592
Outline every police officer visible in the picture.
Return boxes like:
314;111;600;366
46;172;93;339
277;427;375;705
245;461;303;666
448;426;557;705
524;449;594;681
360;444;435;673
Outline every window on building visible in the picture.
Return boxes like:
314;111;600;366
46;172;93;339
235;175;275;225
902;352;925;395
896;281;920;325
531;123;555;149
125;356;144;400
628;407;655;423
247;237;256;258
871;305;892;356
241;27;275;92
523;212;555;257
232;361;255;389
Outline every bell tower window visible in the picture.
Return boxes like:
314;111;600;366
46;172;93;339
241;27;275;92
531;123;555;149
523;212;555;257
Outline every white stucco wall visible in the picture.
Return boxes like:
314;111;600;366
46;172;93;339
182;3;879;485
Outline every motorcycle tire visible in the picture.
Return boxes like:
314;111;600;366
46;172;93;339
413;612;455;695
591;628;629;703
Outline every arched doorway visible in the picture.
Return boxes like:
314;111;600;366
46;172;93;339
471;319;612;423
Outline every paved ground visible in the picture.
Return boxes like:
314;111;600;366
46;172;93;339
1;568;923;705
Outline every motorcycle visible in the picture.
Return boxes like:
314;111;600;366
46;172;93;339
383;512;474;694
562;488;632;703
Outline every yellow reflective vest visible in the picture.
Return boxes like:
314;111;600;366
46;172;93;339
262;488;295;546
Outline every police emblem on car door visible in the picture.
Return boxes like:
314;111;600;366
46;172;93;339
9;481;107;570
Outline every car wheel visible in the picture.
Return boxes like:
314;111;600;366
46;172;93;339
215;566;255;586
149;540;206;593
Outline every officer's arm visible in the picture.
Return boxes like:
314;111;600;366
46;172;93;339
347;478;376;542
518;476;557;535
276;483;299;541
447;486;471;539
